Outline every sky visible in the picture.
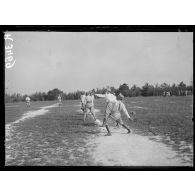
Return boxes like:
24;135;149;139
5;32;193;95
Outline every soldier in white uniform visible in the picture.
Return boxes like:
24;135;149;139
25;96;30;107
58;94;62;106
80;92;86;112
84;91;96;122
102;93;134;136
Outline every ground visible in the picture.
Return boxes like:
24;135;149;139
5;96;193;166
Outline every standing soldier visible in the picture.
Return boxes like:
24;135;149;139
80;92;86;112
25;96;31;107
58;94;62;106
84;91;97;122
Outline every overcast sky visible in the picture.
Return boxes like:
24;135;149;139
5;32;193;95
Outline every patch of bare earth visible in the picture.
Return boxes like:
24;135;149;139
89;126;191;166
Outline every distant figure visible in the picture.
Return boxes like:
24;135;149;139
58;94;62;106
166;91;171;96
25;96;30;107
84;91;96;122
80;92;86;112
185;90;188;96
102;93;134;136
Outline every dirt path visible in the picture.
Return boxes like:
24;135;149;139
5;104;59;142
90;127;186;166
78;106;192;166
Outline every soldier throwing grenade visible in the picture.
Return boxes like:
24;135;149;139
102;93;135;136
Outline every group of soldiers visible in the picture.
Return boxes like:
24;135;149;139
25;89;135;136
80;88;135;136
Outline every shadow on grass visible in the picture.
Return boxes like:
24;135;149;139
73;129;98;135
82;123;96;127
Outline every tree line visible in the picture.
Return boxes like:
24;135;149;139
5;81;193;103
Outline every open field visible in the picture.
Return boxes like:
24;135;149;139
5;96;193;166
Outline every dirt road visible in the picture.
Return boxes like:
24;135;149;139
90;126;186;166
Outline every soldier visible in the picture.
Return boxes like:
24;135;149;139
25;96;30;107
102;93;134;136
58;94;62;106
80;92;86;112
84;91;97;122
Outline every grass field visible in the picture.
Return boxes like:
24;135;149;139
5;96;193;166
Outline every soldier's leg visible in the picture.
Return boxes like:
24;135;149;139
116;122;120;128
84;107;88;122
117;118;131;133
105;124;111;136
102;118;111;136
122;124;131;133
90;107;96;121
81;103;84;112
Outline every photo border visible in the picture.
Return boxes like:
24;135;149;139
1;25;194;171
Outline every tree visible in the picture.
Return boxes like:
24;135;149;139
5;93;12;103
170;83;177;96
47;88;63;100
178;81;186;90
130;84;141;97
118;83;130;97
178;81;187;96
42;92;47;101
186;85;193;91
154;83;162;96
141;83;154;96
11;93;23;102
160;83;170;91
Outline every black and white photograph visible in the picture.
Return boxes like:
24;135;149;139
3;27;194;168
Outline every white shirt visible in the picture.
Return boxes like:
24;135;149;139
105;93;117;103
26;97;30;102
58;96;62;102
105;100;130;120
80;94;86;104
118;101;130;118
85;95;94;105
